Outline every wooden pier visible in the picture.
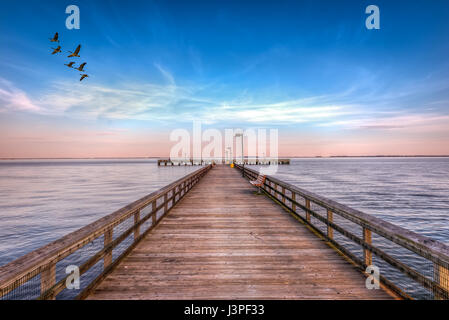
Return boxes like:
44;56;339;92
1;165;448;300
87;165;389;299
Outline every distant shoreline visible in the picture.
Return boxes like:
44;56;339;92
1;155;449;160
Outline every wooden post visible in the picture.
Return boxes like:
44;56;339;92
164;193;168;214
305;199;311;223
40;263;56;299
281;187;286;204
104;228;113;269
327;209;333;239
434;263;449;299
292;193;296;212
363;227;372;266
134;211;140;241
152;201;156;225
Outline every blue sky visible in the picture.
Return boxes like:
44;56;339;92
1;0;449;157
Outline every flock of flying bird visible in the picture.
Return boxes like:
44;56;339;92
49;32;89;81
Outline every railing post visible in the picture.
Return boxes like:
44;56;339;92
40;263;56;299
327;209;333;239
363;227;372;266
305;199;311;223
104;228;113;269
152;201;156;225
292;192;296;212
173;187;177;205
134;210;140;241
281;187;286;204
164;193;168;214
434;263;449;299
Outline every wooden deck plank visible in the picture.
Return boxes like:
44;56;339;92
87;165;393;300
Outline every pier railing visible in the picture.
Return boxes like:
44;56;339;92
0;165;211;300
236;164;449;300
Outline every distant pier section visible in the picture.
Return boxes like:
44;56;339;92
157;158;290;166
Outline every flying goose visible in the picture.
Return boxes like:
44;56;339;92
64;61;75;68
49;32;59;43
68;45;81;58
51;46;61;54
79;74;89;81
75;62;86;72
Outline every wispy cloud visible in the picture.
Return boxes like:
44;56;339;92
154;63;175;86
32;80;359;124
1;68;448;132
0;78;41;112
201;102;355;124
1;72;357;124
321;114;449;132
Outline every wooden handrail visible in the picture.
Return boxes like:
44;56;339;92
0;165;211;299
236;164;449;299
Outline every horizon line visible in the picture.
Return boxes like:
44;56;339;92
1;155;449;160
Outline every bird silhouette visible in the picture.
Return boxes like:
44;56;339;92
75;62;86;72
51;46;62;55
68;45;81;58
64;62;75;68
79;74;89;81
49;32;59;43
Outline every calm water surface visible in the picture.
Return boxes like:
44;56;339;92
0;159;197;266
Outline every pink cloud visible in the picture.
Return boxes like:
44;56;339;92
0;78;41;112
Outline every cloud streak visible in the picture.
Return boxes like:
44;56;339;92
1;71;448;134
1;76;357;124
0;78;41;112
